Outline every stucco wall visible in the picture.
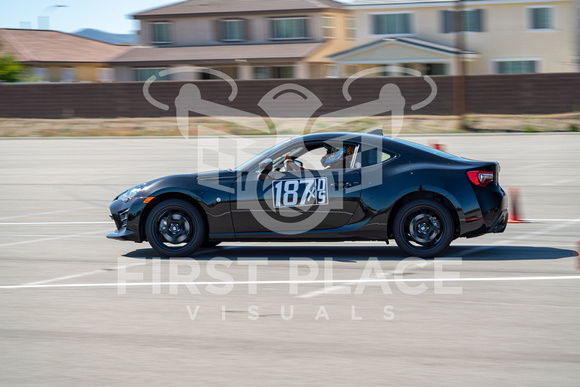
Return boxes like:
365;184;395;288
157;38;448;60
349;0;577;75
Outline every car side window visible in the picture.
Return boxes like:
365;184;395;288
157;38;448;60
266;142;361;172
358;147;393;167
294;146;328;170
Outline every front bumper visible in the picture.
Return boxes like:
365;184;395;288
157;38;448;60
106;199;145;243
106;228;138;241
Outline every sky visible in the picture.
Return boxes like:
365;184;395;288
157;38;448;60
1;0;352;35
1;1;188;34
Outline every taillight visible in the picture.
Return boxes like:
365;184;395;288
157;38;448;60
467;170;494;187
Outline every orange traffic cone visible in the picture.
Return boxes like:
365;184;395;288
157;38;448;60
429;139;447;152
508;188;525;223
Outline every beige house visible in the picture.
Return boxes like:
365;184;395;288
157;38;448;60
111;0;355;81
330;0;580;76
0;29;130;82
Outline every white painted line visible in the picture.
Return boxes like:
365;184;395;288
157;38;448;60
523;219;580;222
459;218;580;256
428;299;580;310
2;275;580;290
297;281;358;299
298;260;432;299
0;207;96;221
504;219;580;242
0;234;62;237
23;262;145;286
459;243;578;249
554;179;575;185
0;229;110;248
509;162;549;172
541;179;576;187
25;269;107;286
13;245;256;287
0;221;112;225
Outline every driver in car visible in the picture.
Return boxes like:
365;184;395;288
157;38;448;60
283;155;305;171
283;144;356;171
320;145;356;169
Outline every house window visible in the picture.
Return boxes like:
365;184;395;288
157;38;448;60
424;63;447;76
442;10;484;33
61;68;77;82
271;17;308;40
34;68;48;82
97;68;114;82
275;66;294;78
371;13;412;35
529;7;553;30
322;16;335;38
396;64;414;76
345;65;358;76
325;64;339;78
495;60;537;74
219;19;246;41
346;17;356;39
200;68;220;80
135;68;170;82
253;67;270;79
151;22;172;43
253;66;295;79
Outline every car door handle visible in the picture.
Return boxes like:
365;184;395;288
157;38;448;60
332;181;354;188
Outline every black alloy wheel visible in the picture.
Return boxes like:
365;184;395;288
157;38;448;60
145;199;205;257
393;199;454;258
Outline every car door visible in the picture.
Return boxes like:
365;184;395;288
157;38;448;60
231;142;362;236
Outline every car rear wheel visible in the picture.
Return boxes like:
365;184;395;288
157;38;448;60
393;199;454;258
145;199;205;257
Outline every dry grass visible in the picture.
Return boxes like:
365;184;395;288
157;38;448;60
0;113;578;137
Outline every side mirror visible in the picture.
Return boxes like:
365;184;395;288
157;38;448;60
258;158;273;174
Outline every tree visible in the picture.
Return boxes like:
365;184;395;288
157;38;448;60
0;43;23;82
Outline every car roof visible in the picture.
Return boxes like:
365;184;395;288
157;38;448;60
297;132;466;162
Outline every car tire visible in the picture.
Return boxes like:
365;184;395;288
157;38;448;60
145;199;205;257
393;199;454;258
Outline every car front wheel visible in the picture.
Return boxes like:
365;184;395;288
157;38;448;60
145;199;205;257
393;199;454;258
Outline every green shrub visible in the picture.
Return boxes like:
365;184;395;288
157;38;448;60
0;53;23;82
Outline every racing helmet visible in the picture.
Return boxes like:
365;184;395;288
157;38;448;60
321;144;355;168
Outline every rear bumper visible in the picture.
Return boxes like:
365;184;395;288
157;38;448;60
488;208;508;233
462;187;507;238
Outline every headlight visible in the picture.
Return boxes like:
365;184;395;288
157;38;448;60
117;185;144;203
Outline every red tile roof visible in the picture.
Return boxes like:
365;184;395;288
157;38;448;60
134;0;344;18
0;29;131;64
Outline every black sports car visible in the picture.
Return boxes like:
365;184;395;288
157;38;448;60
107;132;507;258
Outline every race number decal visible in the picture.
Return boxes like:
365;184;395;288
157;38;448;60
273;178;328;208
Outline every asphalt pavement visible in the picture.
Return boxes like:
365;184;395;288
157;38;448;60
0;133;579;386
